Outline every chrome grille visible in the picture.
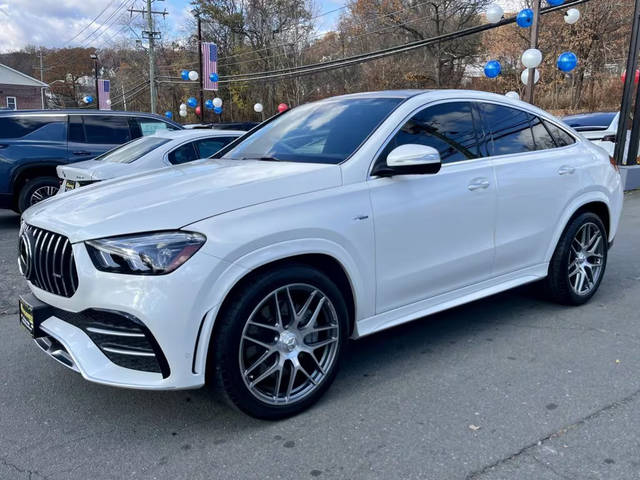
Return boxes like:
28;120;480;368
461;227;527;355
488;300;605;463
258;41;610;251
19;225;78;297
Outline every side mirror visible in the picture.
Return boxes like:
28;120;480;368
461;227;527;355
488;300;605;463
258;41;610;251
374;144;442;176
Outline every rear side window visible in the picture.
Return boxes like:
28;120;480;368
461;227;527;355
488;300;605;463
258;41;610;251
543;120;575;147
82;115;131;144
0;116;66;140
135;118;178;137
195;137;236;157
477;103;536;155
380;101;479;165
530;116;557;150
168;142;199;165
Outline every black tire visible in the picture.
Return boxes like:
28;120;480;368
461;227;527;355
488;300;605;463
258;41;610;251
544;212;608;305
17;176;60;213
212;264;349;420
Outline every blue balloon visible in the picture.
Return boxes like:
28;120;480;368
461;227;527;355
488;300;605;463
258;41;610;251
205;99;214;110
165;111;173;119
484;60;502;79
181;70;190;80
547;0;564;5
557;51;578;72
213;106;223;114
516;8;534;28
85;95;94;104
209;72;219;82
187;97;198;108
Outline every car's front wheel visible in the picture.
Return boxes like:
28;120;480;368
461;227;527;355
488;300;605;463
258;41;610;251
545;212;608;305
212;264;349;419
18;176;60;212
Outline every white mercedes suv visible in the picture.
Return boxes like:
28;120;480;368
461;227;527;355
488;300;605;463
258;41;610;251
18;90;623;419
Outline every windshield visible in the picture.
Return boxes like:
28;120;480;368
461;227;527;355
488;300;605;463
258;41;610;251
221;97;403;164
95;136;171;164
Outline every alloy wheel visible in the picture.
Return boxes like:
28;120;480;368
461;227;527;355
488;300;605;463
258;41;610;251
30;185;58;206
239;283;340;406
568;222;605;296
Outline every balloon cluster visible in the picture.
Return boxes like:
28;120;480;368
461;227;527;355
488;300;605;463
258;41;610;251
83;95;94;104
481;1;581;94
181;70;199;81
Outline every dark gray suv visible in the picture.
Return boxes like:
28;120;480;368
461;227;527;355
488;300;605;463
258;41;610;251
0;110;182;212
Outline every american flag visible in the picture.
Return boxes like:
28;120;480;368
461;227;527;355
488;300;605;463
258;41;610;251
98;79;111;110
202;42;218;91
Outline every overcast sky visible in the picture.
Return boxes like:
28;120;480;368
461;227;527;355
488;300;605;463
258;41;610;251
0;0;518;54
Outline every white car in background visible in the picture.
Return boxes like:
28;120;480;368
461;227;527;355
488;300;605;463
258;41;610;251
57;129;243;192
20;90;623;419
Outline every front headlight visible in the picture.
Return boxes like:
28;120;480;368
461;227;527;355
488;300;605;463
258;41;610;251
86;231;206;275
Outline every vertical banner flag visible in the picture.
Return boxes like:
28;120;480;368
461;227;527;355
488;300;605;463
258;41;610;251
202;42;218;91
98;79;111;110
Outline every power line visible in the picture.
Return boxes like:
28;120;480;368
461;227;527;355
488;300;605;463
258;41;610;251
64;0;121;45
201;0;595;84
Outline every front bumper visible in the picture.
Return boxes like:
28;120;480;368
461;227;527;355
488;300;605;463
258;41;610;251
25;240;240;390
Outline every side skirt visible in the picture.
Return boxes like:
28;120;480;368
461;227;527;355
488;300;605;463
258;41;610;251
353;263;548;338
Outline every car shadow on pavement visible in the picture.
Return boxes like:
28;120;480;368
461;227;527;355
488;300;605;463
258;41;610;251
27;284;557;431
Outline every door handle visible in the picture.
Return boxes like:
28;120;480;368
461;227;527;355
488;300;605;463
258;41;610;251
72;151;91;156
468;178;490;191
558;165;575;175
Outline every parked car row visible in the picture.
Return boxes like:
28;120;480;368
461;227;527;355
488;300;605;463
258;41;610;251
0;110;182;212
16;90;623;419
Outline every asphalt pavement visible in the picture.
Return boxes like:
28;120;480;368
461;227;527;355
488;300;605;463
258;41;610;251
1;191;639;480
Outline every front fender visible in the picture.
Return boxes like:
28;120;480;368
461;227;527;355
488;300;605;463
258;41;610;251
191;238;371;375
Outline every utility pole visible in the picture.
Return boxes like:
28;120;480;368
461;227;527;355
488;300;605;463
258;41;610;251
39;49;45;109
122;84;127;111
129;2;167;114
196;11;205;123
525;0;541;104
90;53;99;110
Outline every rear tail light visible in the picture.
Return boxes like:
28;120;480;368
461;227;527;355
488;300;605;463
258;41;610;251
609;156;619;172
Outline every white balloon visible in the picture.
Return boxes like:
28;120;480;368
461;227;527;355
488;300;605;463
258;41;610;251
179;109;188;117
505;91;520;100
188;70;199;81
521;68;540;85
486;4;504;23
254;103;264;113
213;97;223;108
179;103;187;110
106;99;111;106
521;48;543;69
564;8;580;24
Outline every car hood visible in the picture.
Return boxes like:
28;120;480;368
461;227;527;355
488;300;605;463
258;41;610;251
25;159;342;242
57;160;136;181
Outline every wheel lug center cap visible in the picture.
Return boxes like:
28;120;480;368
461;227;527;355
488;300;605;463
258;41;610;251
577;252;586;263
278;331;297;352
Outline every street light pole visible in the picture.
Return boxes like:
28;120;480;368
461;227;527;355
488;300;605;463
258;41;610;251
90;53;99;110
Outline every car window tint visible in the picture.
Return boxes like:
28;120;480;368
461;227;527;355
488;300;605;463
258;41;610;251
137;118;178;136
543;120;575;147
68;115;85;143
195;137;236;157
0;116;66;139
168;142;199;165
380;102;479;165
82;115;131;144
531;116;557;150
478;103;536;155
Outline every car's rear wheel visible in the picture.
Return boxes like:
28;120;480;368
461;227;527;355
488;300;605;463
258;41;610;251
545;212;608;305
212;264;348;419
18;177;60;212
